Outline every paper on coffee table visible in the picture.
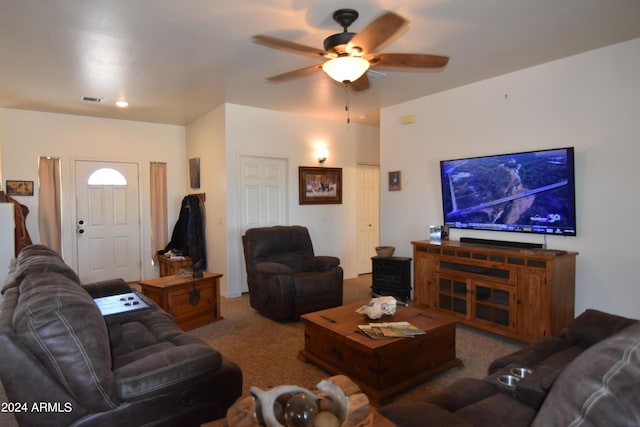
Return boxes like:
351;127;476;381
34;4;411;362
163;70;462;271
358;321;425;339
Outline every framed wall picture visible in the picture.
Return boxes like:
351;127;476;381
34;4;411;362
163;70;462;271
299;166;342;204
388;171;401;191
189;158;200;189
6;180;34;196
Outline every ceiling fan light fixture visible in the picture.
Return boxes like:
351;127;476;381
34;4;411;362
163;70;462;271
322;56;369;84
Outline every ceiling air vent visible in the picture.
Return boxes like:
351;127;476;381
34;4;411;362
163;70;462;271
81;96;103;103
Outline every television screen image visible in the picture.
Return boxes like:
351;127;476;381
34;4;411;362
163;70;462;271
440;147;577;236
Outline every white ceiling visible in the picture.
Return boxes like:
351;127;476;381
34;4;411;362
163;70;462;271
1;0;639;126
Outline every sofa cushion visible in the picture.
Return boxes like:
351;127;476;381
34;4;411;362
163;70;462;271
565;308;637;348
16;244;62;259
428;377;499;412
455;393;537;427
2;248;80;294
13;271;117;412
111;318;163;357
114;342;222;401
110;310;223;400
537;345;585;370
489;336;567;373
532;321;640;427
378;401;473;427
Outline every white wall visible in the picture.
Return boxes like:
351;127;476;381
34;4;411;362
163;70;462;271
185;105;229;294
0;109;187;279
380;38;640;318
0;203;14;281
187;103;380;297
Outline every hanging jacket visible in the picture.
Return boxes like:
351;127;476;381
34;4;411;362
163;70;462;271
164;195;207;270
0;191;33;255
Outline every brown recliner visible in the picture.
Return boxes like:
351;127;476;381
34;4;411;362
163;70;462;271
242;226;343;321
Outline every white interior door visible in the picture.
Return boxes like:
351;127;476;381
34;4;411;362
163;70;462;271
357;164;380;274
75;160;141;283
239;155;288;293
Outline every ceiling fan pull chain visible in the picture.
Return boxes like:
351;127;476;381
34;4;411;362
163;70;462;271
344;84;350;125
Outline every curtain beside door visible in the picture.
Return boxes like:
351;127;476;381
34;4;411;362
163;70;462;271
37;158;168;265
150;162;168;265
38;157;62;253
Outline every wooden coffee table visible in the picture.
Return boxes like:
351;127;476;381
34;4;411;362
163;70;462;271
299;302;462;406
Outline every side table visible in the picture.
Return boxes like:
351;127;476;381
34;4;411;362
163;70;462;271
139;272;222;330
158;255;192;277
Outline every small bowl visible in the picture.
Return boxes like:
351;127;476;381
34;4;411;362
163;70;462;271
511;367;533;378
497;374;520;387
375;246;395;257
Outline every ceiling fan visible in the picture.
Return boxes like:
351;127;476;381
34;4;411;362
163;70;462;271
253;8;449;91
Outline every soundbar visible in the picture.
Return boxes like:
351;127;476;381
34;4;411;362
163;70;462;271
460;237;544;250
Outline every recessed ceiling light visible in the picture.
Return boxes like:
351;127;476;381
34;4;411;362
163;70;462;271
116;100;129;108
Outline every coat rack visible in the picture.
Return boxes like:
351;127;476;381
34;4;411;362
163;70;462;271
190;193;205;202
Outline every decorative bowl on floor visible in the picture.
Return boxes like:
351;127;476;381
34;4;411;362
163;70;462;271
375;246;395;257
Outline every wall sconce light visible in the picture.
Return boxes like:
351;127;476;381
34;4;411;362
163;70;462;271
316;147;329;164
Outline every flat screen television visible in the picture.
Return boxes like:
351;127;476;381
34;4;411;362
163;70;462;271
440;147;577;236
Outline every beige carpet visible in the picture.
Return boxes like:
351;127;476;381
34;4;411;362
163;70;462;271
0;275;523;426
188;274;523;402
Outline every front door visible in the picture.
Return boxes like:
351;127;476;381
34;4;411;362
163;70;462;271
75;160;141;283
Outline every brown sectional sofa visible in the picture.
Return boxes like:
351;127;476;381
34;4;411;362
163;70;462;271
379;309;640;427
0;245;242;427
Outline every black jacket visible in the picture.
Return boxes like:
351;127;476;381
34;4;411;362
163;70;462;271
164;195;206;269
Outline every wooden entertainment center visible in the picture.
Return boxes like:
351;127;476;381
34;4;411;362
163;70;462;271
412;240;578;343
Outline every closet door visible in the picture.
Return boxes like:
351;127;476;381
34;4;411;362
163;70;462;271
238;155;288;293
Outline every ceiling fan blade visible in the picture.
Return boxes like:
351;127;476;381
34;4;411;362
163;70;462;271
347;11;408;54
253;35;329;59
349;74;370;91
367;53;449;69
265;64;323;82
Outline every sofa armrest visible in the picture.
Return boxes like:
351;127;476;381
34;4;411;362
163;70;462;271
309;256;340;272
114;343;222;401
255;261;293;275
83;278;132;298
